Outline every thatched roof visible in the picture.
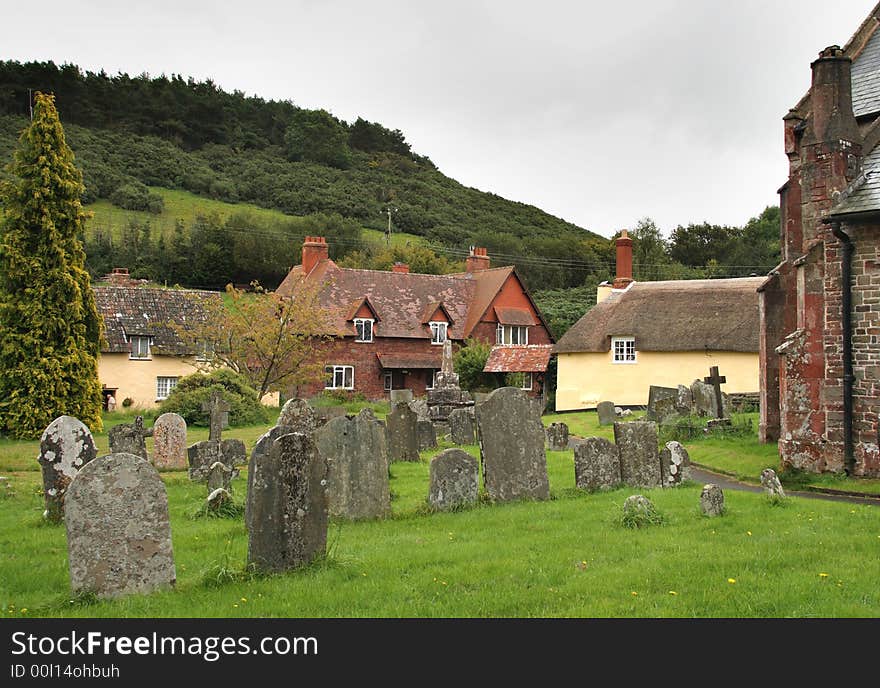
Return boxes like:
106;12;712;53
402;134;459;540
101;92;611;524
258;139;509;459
555;277;765;354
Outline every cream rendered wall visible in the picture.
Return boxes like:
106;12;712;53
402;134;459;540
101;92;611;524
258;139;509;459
555;350;758;411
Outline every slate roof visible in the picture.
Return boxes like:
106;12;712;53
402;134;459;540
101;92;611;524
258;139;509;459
94;286;221;355
829;146;880;216
483;345;554;373
852;24;880;118
376;353;442;370
555;277;765;354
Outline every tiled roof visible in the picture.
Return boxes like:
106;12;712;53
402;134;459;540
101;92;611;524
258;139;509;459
483;345;554;373
830;146;880;216
852;17;880;118
376;353;442;370
555;278;764;354
494;306;537;326
94;286;221;355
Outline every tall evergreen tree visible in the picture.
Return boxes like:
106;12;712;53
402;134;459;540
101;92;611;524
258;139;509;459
0;92;104;438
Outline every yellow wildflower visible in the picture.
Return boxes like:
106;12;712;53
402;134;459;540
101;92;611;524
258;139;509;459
728;578;736;584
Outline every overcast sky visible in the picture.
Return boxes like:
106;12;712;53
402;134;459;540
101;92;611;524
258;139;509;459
1;1;873;237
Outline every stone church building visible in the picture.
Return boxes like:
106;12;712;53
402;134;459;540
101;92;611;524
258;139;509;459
759;3;880;477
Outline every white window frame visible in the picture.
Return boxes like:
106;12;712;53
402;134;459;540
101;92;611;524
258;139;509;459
156;376;179;400
325;365;354;390
520;372;533;391
129;335;151;360
612;337;637;364
429;321;447;345
384;372;393;391
496;324;528;346
425;369;438;390
354;318;374;343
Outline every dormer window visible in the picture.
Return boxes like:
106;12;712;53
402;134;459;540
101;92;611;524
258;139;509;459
129;336;151;360
430;321;447;345
354;318;374;343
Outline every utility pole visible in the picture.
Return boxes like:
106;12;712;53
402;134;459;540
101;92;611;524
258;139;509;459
383;206;397;247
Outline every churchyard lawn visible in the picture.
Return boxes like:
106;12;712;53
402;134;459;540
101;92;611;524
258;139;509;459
1;405;878;617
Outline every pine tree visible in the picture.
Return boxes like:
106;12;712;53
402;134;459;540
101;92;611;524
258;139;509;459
0;92;104;438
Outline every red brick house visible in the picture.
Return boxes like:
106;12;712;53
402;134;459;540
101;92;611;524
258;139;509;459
759;4;880;477
276;237;555;399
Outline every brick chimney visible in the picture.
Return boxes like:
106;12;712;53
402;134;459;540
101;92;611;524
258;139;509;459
392;262;410;274
106;267;134;286
302;236;329;274
613;229;633;289
465;247;490;273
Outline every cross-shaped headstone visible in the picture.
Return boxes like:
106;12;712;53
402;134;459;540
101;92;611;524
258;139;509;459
703;366;727;419
202;391;231;441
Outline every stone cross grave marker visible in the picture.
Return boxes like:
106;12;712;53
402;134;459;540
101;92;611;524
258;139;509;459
108;415;151;461
202;391;231;441
703;366;727;420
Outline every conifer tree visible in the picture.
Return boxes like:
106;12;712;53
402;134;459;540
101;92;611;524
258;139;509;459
0;92;104;438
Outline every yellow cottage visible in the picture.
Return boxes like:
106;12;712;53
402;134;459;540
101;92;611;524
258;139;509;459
554;232;762;411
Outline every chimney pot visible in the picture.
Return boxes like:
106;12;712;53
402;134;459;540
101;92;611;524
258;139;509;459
392;262;410;274
613;230;633;289
465;246;490;273
302;236;329;274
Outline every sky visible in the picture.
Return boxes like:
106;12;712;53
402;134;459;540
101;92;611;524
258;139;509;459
1;0;874;237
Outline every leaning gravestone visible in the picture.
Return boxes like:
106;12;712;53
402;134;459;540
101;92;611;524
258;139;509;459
448;408;475;445
700;484;725;516
277;398;317;434
476;387;549;502
417;419;438;450
245;424;294;529
152;413;187;469
107;416;149;461
386;402;420;462
247;432;329;573
428;448;479;511
65;452;175;598
660;441;691;487
597;401;617;426
760;468;786;498
545;422;569;451
315;409;390;520
646;386;678;421
38;416;98;523
574;437;621;491
206;487;232;512
614;420;661;488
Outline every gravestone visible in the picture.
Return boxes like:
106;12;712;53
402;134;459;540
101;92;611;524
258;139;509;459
65;452;175;598
277;398;317;434
574;437;621;491
152;413;187;469
107;416;150;461
545;422;569;451
315;409;390;520
691;380;717;417
614;421;661;488
202;390;231;441
448;408;475;445
38;416;98;523
427;339;474;423
622;494;658;522
428;448;479;511
386;402;420;462
389;389;414;404
314;406;346;427
245;424;295;529
700;484;725;516
207;487;232;512
676;385;694;413
660;441;691;486
187;440;244;482
760;468;786;498
417;419;438;450
476;387;549;502
246;432;329;573
703;366;727;419
651;396;680;424
597;401;617;426
646;386;678;421
207;461;234;492
409;399;429;421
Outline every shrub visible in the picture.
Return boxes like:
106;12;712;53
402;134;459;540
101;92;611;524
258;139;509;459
110;181;165;214
454;338;497;392
158;368;270;427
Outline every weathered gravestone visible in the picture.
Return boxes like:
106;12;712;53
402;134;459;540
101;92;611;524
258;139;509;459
448;408;475;445
245;424;294;530
38;416;98;523
574;437;621;491
597;401;617;426
417;419;438;450
428;448;479;511
246;433;329;573
315;409;390;520
207;461;234;492
691;379;730;418
107;415;150;461
545;422;569;451
207;487;232;512
760;468;786;498
676;385;694;413
646;386;678;422
660;440;691;487
152;413;187;470
622;494;659;524
65;452;175;598
277;398;317;434
409;399;429;421
386;402;420;462
188;391;245;482
476;387;549;502
700;484;725;516
614;420;661;488
203;391;230;440
389;389;414;404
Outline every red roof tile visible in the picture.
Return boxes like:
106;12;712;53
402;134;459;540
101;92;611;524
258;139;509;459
376;353;442;370
483;345;554;373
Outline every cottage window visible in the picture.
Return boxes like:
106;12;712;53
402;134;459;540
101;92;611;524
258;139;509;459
430;321;447;345
129;336;151;360
426;369;438;390
496;324;528;346
325;365;354;390
156;376;179;400
384;373;393;391
612;337;636;363
521;372;533;391
354;318;374;343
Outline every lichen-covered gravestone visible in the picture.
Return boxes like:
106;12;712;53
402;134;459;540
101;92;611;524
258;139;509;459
315;409;390;520
614;420;661;488
448;408;475;445
65;452;175;598
247;432;329;573
574;437;621;491
107;415;150;461
545;422;569;451
38;416;98;523
428;448;478;511
187;440;244;482
700;484;725;516
207;461;234;492
760;468;786;498
660;441;691;487
245;424;294;529
476;387;549;502
277;398;317;434
417;419;438;450
596;401;617;426
386;402;420;462
152;413;187;469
